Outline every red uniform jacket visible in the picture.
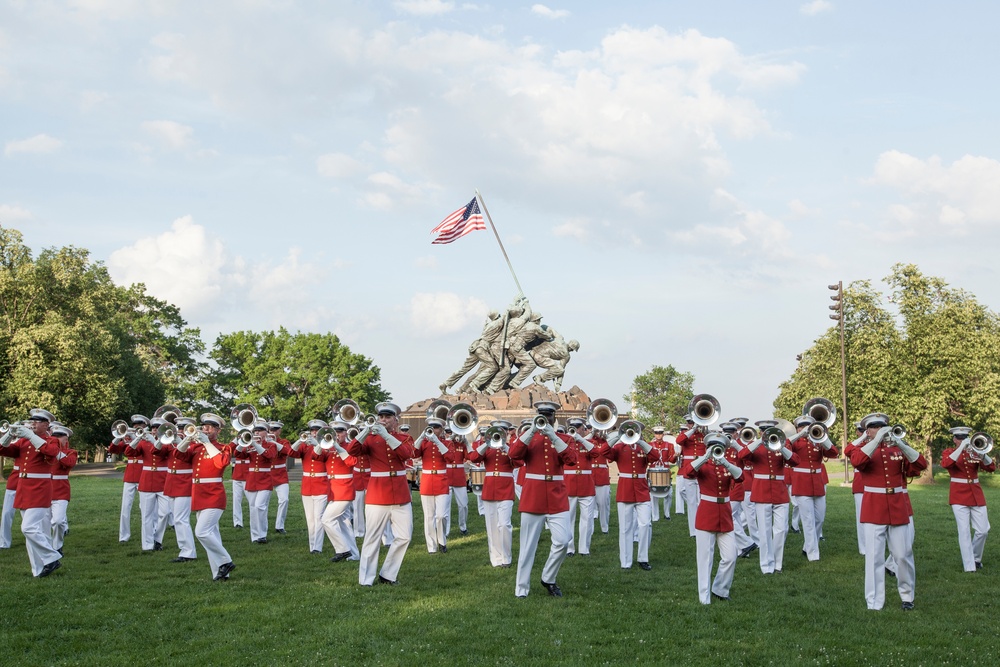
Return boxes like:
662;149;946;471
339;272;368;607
447;441;468;488
844;442;865;493
608;443;659;503
725;447;745;502
271;438;291;486
415;438;454;496
228;442;250;482
326;449;358;502
508;431;577;514
468;445;517;502
850;443;927;525
128;440;170;493
0;437;59;509
738;445;799;504
590;435;611;486
177;441;230;511
788;437;839;497
564;440;601;497
109;439;143;484
51;444;78;501
345;432;416;505
3;445;25;491
163;446;193;498
353;451;372;492
675;430;706;478
681;459;739;532
942;447;995;506
245;441;277;492
288;445;331;496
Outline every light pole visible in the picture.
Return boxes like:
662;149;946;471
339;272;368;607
828;282;849;483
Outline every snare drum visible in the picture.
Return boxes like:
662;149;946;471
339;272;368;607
468;466;486;493
648;465;671;493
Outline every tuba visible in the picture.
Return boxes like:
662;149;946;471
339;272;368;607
763;427;786;452
619;419;643;445
230;403;259;432
688;394;721;427
426;399;453;423
153;404;182;425
587;399;618;431
333;399;362;425
447;403;478;436
803;397;837;428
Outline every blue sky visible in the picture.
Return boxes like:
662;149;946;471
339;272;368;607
3;1;998;420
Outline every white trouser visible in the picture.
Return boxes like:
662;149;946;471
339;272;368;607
231;480;247;527
789;486;799;530
273;483;290;530
696;529;737;604
447;486;468;534
675;477;686;513
483;499;513;566
853;493;865;555
302;495;328;552
20;507;60;576
322;499;358;558
420;493;450;553
1;488;16;548
793;495;826;561
514;482;522;500
119;482;137;541
475;491;485;516
353;489;366;537
618;501;652;568
194;508;231;579
742;498;759;544
594;485;611;533
50;499;69;551
755;502;788;574
358;503;412;585
731;498;753;551
139;491;169;550
169;495;196;559
953;504;990;572
516;511;570;597
650;491;670;521
247;489;271;541
863;522;914;610
567;495;595;555
681;479;700;537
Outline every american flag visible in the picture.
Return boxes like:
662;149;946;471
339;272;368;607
432;197;485;244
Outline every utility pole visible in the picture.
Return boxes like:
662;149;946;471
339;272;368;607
828;282;849;483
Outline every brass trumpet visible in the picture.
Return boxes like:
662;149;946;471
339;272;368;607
333;399;362;425
763;427;786;452
708;442;727;461
587;399;618;431
739;425;760;443
807;422;828;444
970;432;993;456
890;424;906;439
532;414;549;430
236;430;254;447
619;419;643;445
688;394;721;427
156;423;177;446
364;414;378;428
319;430;338;450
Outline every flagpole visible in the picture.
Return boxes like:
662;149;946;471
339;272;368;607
475;189;524;298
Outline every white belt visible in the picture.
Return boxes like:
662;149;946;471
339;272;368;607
370;471;404;477
52;475;69;480
864;486;907;494
618;473;646;479
524;473;564;481
488;471;514;478
446;464;462;469
24;473;52;479
251;468;272;473
302;472;328;478
355;467;371;473
233;461;248;465
331;474;354;480
274;464;286;469
594;464;608;469
700;494;730;504
168;469;194;474
569;469;592;475
126;460;139;465
753;474;784;480
791;468;823;474
141;466;160;471
194;477;223;484
950;478;980;484
422;469;446;475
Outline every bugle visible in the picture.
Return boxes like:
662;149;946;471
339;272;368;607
447;403;478;436
807;422;828;444
333;399;362;425
230;403;259;432
803;397;837;428
587;399;618;431
236;430;254;447
763;427;786;452
970;432;993;456
319;430;338;450
619;419;643;445
708;442;727;461
153;404;182;425
110;420;131;441
688;394;721;427
739;425;759;443
156;423;177;446
426;399;453;423
890;424;906;439
532;415;549;430
484;426;507;449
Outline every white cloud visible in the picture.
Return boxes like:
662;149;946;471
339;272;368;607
4;134;63;156
409;292;489;336
0;204;33;221
531;4;570;19
800;1;833;16
79;90;109;111
141;120;195;150
787;199;819;218
413;255;439;269
317;152;365;179
553;219;589;240
393;0;455;16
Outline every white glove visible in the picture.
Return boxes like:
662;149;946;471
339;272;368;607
780;446;792;460
572;434;594;451
684;427;697;438
383;433;402;450
894;438;920;462
722;459;743;478
606;432;621;447
691;452;710;469
253;441;265;455
851;433;867;447
519;425;537;445
372;423;389;438
746;438;763;452
949;439;968;462
26;430;46;448
434;437;449;456
637;439;652;454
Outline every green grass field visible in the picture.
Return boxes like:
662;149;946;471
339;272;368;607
0;474;997;666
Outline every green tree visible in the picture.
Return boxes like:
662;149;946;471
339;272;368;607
199;328;389;436
625;364;695;431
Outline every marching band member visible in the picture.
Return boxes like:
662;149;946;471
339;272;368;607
565;418;600;557
850;412;927;610
472;427;487;516
509;401;578;597
513;419;531;501
675;415;706;538
228;428;250;529
737;419;799;574
163;418;196;563
468;421;517;567
607;422;659;570
0;409;62;576
49;423;77;554
175;413;235;581
446;432;470;537
322;420;360;563
719;422;753;557
243;420;277;544
128;417;170;552
288;419;331;554
682;432;744;604
843;421;867;556
344;402;416;586
591;429;612;534
648;427;673;521
0;422;26;550
269;421;292;535
942;426;995;572
787;415;839;561
107;414;148;544
733;417;760;558
413;418;454;554
352;423;371;539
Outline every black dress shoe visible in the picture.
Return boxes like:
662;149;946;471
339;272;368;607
541;580;562;597
711;592;729;602
802;550;808;558
638;562;652;571
789;527;800;534
119;540;129;545
255;538;268;544
311;550;321;554
566;552;575;557
153;541;163;551
440;545;448;553
460;529;468;536
885;567;896;578
976;561;983;569
234;524;244;529
901;601;914;611
215;561;236;581
330;552;352;563
276;529;286;535
57;548;63;556
378;575;398;586
171;556;196;563
39;560;62;577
